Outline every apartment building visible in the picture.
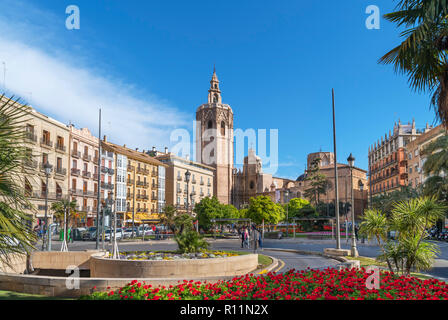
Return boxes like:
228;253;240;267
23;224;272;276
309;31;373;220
68;126;99;226
101;140;165;226
21;106;70;228
368;120;421;196
155;152;215;213
406;124;445;188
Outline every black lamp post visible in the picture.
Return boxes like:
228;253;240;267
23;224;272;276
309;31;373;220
284;190;289;237
347;153;358;257
185;170;191;213
42;162;52;251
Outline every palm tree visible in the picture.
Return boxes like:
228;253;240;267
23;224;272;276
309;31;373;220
0;95;37;267
379;1;448;125
359;209;393;271
159;204;177;234
50;198;77;233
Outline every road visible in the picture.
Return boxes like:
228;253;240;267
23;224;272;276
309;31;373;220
44;238;341;273
42;237;448;280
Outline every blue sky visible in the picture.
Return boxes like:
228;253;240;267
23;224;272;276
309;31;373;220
0;0;438;180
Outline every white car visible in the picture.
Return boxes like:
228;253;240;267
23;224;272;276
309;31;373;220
104;229;123;241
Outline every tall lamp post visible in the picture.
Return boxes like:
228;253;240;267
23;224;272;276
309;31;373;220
108;195;119;259
347;153;358;257
284;190;289;237
42;162;52;251
185;170;191;214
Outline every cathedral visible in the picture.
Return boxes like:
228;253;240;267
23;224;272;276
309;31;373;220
195;69;295;207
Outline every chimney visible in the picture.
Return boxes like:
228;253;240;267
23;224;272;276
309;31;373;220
135;148;139;151
152;146;156;152
103;135;107;142
123;144;126;148
165;147;168;154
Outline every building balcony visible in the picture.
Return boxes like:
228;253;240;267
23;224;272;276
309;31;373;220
151;195;157;201
32;192;65;200
71;150;81;158
126;193;134;199
207;182;211;187
127;179;134;185
151;171;157;177
200;192;204;197
83;190;95;197
177;176;182;181
126;207;134;212
136;167;149;175
80;206;91;213
127;165;135;172
107;168;114;175
101;182;114;190
191;179;197;184
93;156;99;163
71;168;80;176
136;181;148;188
200;181;204;185
176;188;182;193
100;166;109;174
55;167;67;176
25;131;37;143
82;171;91;178
136;194;148;200
70;188;84;196
151;183;158;188
40;138;53;148
93;173;99;180
137;208;148;213
82;153;91;161
55;144;66;153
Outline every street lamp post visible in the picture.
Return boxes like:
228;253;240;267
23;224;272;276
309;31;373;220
108;196;119;259
42;162;52;251
359;181;365;244
284;190;289;237
185;170;191;214
347;153;358;257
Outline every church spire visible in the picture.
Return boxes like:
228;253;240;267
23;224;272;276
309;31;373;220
208;66;222;104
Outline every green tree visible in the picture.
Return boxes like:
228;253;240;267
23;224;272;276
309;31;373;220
286;198;316;218
379;1;448;125
159;204;178;234
371;186;420;216
304;158;328;206
173;213;194;234
50;198;77;227
0;96;37;267
174;230;209;253
360;197;446;275
193;197;223;230
246;196;285;225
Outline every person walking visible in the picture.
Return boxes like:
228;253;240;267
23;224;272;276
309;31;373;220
240;227;245;248
244;227;250;248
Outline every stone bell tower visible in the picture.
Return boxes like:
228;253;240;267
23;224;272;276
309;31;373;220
195;68;234;204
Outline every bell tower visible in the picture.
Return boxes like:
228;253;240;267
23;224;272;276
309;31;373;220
196;68;234;204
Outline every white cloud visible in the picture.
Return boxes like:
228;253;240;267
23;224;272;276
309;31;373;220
0;1;190;151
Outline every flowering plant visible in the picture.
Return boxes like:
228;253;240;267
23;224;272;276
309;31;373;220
82;267;448;300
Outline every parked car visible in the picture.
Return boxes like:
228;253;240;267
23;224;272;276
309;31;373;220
104;229;123;241
72;227;87;241
123;227;139;238
138;225;154;236
82;227;97;241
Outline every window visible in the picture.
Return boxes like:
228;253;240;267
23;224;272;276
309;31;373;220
57;157;62;170
207;120;213;129
221;121;225;136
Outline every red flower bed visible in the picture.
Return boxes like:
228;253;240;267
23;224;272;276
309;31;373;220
82;267;448;300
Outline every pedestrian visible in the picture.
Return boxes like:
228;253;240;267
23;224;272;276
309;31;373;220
355;225;359;241
240;227;245;248
244;227;250;248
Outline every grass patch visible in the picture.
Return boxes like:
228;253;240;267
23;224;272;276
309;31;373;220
345;256;387;267
0;290;71;300
258;254;273;269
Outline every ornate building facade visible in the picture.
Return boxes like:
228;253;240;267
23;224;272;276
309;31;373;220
368;120;421;196
195;69;234;204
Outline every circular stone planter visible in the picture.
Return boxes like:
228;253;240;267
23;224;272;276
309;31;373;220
90;253;259;278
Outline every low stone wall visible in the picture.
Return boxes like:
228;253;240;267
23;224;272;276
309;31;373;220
31;250;105;271
90;254;259;278
0;254;27;274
